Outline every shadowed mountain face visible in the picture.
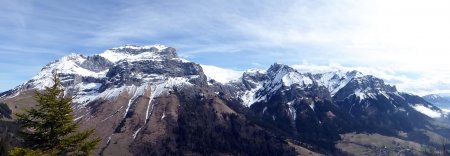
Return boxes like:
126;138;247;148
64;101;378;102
1;45;450;155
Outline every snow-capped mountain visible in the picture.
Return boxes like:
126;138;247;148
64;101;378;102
2;44;450;155
234;64;329;107
212;63;447;119
0;45;295;155
313;70;364;97
209;62;450;149
9;45;203;105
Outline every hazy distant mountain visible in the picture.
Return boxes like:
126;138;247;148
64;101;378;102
423;94;450;109
1;45;450;155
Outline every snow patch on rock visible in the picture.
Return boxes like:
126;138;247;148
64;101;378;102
240;83;265;107
31;54;108;90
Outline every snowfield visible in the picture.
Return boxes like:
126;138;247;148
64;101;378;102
200;64;243;84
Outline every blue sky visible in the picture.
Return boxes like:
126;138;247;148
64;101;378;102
1;0;450;95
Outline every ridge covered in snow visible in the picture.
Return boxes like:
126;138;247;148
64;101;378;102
313;70;364;96
28;44;180;90
232;63;437;121
30;54;108;90
8;44;204;110
99;44;174;63
238;63;317;107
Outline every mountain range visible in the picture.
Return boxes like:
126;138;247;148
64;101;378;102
2;45;450;155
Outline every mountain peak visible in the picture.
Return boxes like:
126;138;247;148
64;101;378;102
100;44;178;63
347;70;363;77
62;53;85;60
267;63;296;77
110;44;168;51
245;68;266;74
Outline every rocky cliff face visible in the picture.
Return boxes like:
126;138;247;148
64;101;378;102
2;45;450;155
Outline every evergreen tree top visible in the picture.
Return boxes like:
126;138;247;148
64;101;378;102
11;74;99;156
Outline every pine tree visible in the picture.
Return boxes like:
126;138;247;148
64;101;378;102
10;74;100;156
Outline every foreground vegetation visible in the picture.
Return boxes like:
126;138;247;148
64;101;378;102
8;75;99;156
